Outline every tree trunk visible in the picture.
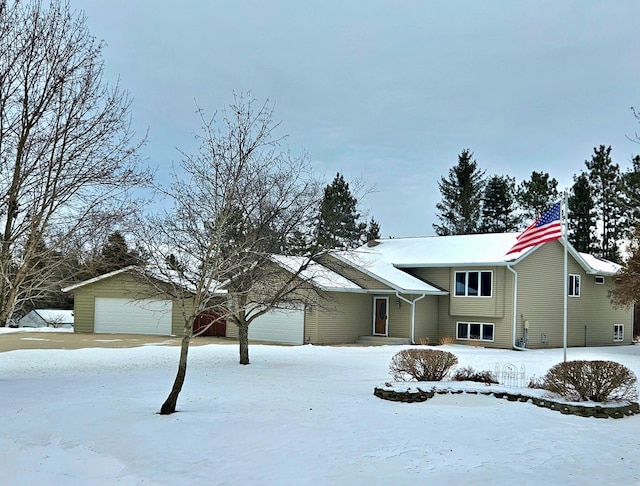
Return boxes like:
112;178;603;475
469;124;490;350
160;333;191;415
238;323;250;365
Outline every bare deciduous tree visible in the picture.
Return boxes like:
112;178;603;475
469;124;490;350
0;0;150;324
143;94;323;415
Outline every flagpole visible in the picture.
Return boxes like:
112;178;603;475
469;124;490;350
563;191;569;363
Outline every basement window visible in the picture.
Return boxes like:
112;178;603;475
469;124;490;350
614;324;624;342
456;322;494;342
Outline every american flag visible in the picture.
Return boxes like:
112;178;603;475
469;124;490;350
506;201;562;255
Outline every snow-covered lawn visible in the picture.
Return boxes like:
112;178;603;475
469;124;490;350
1;333;640;485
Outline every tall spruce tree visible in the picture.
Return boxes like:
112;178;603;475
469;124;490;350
364;217;381;242
621;155;640;235
433;149;486;235
517;171;559;222
90;231;144;276
586;145;623;262
568;172;596;253
316;173;367;249
480;175;520;233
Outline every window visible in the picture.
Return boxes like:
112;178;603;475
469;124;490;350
595;275;605;285
568;274;580;297
454;271;492;297
456;322;494;342
614;324;624;342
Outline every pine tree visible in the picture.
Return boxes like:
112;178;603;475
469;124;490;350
91;231;143;275
568;172;596;253
316;173;367;249
433;149;486;235
620;155;640;236
517;171;559;222
586;145;623;263
480;175;520;233
364;217;381;242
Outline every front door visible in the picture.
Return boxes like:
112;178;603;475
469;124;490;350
373;297;388;335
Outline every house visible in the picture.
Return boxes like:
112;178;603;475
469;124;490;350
63;234;632;349
17;309;74;328
295;233;631;348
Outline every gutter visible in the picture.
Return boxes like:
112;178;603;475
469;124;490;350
507;264;527;351
395;292;427;344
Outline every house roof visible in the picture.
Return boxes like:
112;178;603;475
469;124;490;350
34;309;74;324
271;255;363;292
62;266;138;292
345;233;621;276
331;250;447;294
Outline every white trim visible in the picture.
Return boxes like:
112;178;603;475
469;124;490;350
595;275;605;285
372;296;389;336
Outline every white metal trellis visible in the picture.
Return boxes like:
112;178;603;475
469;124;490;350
495;363;526;388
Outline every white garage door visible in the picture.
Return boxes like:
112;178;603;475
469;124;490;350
248;308;304;345
94;297;173;335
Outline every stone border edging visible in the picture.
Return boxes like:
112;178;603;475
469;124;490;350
373;387;640;419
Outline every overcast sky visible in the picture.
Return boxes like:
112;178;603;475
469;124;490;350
81;1;640;237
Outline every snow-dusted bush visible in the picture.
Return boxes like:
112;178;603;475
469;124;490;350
542;360;638;403
452;366;498;384
389;349;458;382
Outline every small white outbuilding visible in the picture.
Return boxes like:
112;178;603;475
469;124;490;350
18;309;74;328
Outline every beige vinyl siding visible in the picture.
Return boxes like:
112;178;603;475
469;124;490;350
449;267;505;318
304;292;372;344
513;241;632;348
412;266;513;348
387;296;410;338
71;272;189;336
413;296;439;344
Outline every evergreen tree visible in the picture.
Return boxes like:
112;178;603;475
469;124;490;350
620;155;640;236
433;149;486;235
364;217;381;242
517;171;559;222
586;145;623;263
91;231;144;275
568;172;596;253
316;173;367;249
480;175;520;233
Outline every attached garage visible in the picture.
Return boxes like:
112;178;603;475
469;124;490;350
94;297;172;335
226;308;305;345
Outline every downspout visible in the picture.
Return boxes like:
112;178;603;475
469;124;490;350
507;264;527;351
396;291;427;344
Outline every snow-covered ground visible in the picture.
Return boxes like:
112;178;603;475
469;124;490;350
1;331;640;485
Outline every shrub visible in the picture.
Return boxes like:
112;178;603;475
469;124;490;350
452;366;498;384
389;349;458;381
438;335;456;345
542;360;638;403
527;376;545;389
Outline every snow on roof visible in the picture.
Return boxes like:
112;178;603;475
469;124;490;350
271;255;362;291
352;234;621;277
361;233;526;267
332;251;447;294
578;252;621;276
35;309;74;324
